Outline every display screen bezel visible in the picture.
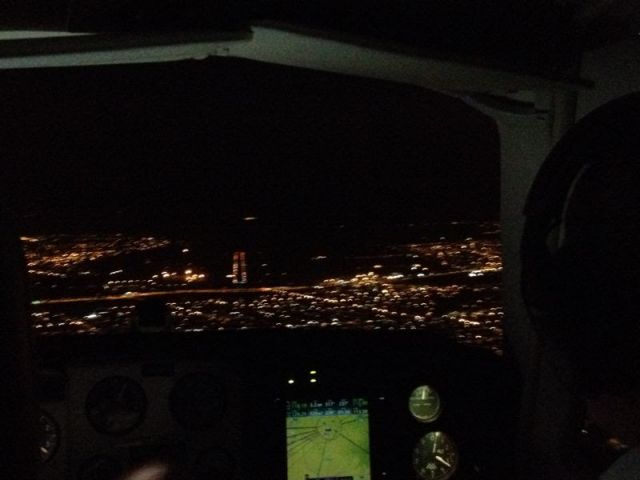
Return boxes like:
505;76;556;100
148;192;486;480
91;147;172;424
285;396;373;480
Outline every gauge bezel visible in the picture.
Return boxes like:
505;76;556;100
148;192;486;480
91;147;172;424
408;385;443;423
38;408;60;463
84;375;147;435
193;447;236;479
412;431;459;480
77;454;123;480
169;372;226;431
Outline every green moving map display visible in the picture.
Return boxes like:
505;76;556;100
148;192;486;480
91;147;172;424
286;398;371;480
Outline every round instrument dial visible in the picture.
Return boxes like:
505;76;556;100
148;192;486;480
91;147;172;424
170;372;225;431
38;409;60;462
77;455;123;480
193;448;236;480
85;376;147;435
413;431;459;480
409;385;442;423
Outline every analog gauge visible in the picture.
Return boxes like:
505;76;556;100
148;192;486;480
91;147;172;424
77;455;123;480
409;385;442;423
38;409;60;462
413;431;459;480
169;372;225;431
192;448;236;480
85;376;147;435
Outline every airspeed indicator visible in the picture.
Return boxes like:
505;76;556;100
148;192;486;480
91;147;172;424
413;431;459;480
408;385;442;423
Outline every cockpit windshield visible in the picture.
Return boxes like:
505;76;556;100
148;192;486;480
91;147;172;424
5;57;503;355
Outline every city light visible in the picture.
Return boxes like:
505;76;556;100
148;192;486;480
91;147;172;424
232;251;248;285
24;223;504;355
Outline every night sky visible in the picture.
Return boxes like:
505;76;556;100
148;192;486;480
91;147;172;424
1;57;499;234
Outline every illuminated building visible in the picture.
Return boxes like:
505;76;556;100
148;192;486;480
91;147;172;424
24;224;504;354
232;251;248;284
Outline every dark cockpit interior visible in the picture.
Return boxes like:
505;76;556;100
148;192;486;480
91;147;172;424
3;2;640;480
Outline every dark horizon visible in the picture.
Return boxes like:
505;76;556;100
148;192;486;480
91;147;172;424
2;57;499;234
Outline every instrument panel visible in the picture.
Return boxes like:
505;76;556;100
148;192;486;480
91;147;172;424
35;331;517;480
38;359;243;480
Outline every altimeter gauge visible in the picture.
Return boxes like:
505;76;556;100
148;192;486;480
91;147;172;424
193;448;236;480
409;385;442;423
38;409;60;462
170;372;225;431
85;376;147;435
77;455;123;480
413;431;459;480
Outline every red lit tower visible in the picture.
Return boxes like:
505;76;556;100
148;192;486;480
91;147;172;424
232;251;248;284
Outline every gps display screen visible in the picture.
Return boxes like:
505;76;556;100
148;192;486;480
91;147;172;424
286;398;371;480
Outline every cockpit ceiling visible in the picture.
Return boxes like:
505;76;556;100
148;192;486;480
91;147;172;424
1;1;639;79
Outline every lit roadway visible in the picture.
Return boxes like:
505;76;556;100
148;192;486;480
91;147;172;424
31;268;500;306
32;286;312;305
